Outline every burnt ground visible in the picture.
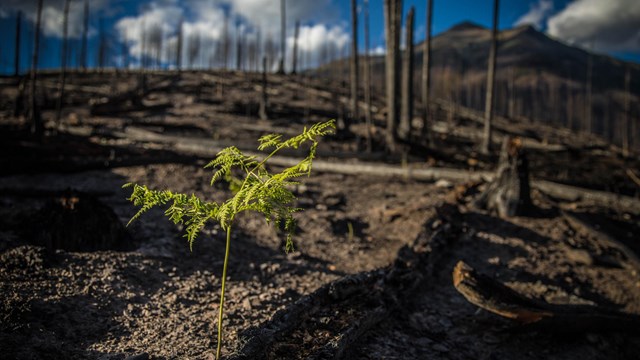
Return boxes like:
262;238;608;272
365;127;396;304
0;71;639;359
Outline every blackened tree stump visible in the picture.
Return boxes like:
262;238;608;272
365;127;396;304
474;137;532;217
29;190;131;252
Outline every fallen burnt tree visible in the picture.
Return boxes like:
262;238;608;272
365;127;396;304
453;261;640;334
561;210;640;272
230;203;464;359
58;125;640;214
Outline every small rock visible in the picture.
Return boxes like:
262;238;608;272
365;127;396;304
435;179;453;189
433;343;449;352
242;298;252;310
438;318;452;329
125;353;149;360
565;248;593;266
250;298;261;308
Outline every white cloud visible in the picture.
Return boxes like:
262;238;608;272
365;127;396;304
372;45;385;55
115;3;192;58
293;24;349;53
0;0;111;39
514;0;553;29
226;0;333;35
546;0;640;52
112;0;346;69
285;23;350;69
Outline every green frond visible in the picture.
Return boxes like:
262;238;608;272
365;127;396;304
124;120;334;253
257;133;283;151
125;184;176;226
206;146;258;185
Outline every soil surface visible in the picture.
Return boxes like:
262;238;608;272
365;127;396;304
1;71;639;359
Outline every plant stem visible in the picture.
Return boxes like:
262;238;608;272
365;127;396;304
216;224;232;359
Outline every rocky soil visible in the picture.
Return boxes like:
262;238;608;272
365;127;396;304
1;71;639;359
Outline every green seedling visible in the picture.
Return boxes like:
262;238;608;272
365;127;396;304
124;120;335;358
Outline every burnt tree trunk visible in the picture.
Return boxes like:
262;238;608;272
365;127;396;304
364;0;373;153
14;11;22;77
176;17;183;71
236;19;242;71
474;137;531;217
421;0;433;142
384;0;402;152
350;0;359;123
481;0;499;154
292;20;300;74
56;0;71;124
508;66;515;118
399;7;415;141
623;65;631;157
259;56;269;120
222;11;229;70
277;0;286;74
29;0;44;137
81;0;88;71
585;49;593;134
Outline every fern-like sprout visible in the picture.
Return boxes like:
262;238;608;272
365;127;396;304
124;120;335;359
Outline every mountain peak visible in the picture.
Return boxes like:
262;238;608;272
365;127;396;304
448;21;487;32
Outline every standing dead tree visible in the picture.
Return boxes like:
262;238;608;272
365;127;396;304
259;56;268;120
97;18;108;70
147;24;163;69
277;0;286;74
585;48;593;134
507;66;515;119
363;0;373;152
265;34;276;71
56;0;71;124
235;18;242;71
421;0;433;142
187;32;201;69
399;6;415;141
384;0;402;152
176;17;183;71
29;0;44;137
350;0;359;123
14;11;22;76
81;0;88;71
222;10;230;70
481;0;499;154
291;20;300;74
623;65;631;157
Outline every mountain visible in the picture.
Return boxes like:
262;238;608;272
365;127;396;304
315;21;639;147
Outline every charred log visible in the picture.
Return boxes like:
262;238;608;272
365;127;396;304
453;261;640;334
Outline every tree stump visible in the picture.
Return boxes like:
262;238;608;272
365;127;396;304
474;137;531;217
28;190;132;252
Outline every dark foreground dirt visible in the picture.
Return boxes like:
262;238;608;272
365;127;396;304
1;71;640;359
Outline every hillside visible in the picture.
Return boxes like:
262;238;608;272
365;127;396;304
315;21;640;148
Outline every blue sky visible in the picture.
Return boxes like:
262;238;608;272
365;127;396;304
0;0;638;74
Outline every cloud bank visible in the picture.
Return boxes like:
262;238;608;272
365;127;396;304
113;0;348;69
514;0;553;29
546;0;640;52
